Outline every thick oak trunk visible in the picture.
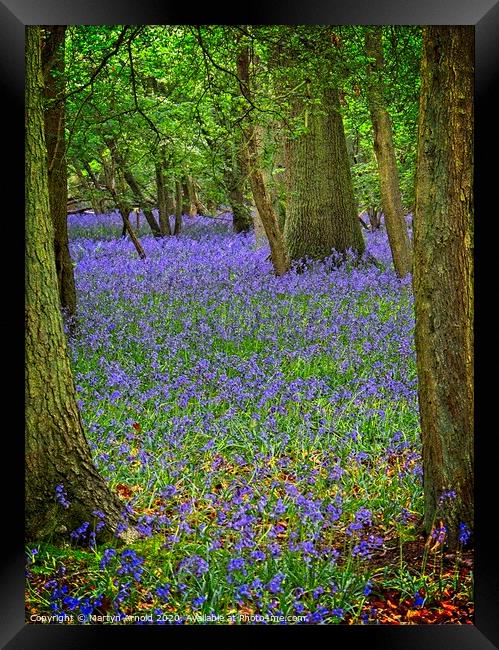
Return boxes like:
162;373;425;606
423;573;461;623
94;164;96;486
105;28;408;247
25;26;137;543
224;136;252;234
413;26;474;548
365;27;412;278
41;26;77;318
284;87;365;263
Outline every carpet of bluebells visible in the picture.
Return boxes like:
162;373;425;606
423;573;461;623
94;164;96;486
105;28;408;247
25;212;473;625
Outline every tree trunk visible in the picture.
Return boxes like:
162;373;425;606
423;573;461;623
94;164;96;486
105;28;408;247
122;169;162;237
186;175;199;217
271;125;287;233
25;26;137;543
155;160;172;236
224;136;252;234
229;184;252;234
179;178;189;216
365;26;412;278
119;209;146;259
236;44;290;276
283;87;365;263
174;180;183;235
82;160;108;214
74;166;105;214
166;188;175;216
110;142;162;238
191;178;208;215
252;206;268;248
41;26;77;319
413;26;473;548
112;187;146;259
108;168;146;258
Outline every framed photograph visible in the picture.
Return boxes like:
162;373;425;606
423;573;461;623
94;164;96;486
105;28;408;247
7;0;497;647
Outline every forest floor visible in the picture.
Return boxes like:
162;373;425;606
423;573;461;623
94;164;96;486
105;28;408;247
25;213;473;625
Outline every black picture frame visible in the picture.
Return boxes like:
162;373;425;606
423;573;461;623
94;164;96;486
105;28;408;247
4;0;498;647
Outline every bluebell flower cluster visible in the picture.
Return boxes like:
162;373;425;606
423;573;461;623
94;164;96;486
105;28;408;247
55;484;70;509
34;212;468;623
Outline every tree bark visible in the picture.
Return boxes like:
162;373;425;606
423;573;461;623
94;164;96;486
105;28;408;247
180;177;191;216
25;26;137;543
236;44;290;276
117;205;146;259
191;178;208;215
283;87;365;263
270;125;287;233
413;26;474;548
41;26;77;319
110;181;146;259
122;168;162;237
224;136;252;233
155;159;172;236
74;166;105;214
174;180;183;235
101;153;146;259
365;26;412;278
186;175;199;217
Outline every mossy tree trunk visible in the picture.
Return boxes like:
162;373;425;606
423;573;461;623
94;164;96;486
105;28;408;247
236;44;290;276
413;26;474;548
365;26;412;278
41;25;77;319
284;87;365;263
25;26;137;543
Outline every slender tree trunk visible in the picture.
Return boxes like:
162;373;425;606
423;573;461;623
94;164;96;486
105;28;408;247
103;158;146;259
271;125;287;233
82;160;107;214
110;142;162;238
413;26;473;548
174;180;183;235
155;160;172;235
122;168;162;237
120;210;146;259
166;188;175;217
179;178;189;216
26;26;137;543
255;122;286;231
186;175;198;217
75;166;105;214
284;87;365;263
191;178;208;215
41;26;77;319
236;44;290;276
111;187;146;259
365;26;412;278
252;206;268;248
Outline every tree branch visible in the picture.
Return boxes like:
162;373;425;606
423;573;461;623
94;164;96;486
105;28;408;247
64;26;137;102
127;37;164;144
